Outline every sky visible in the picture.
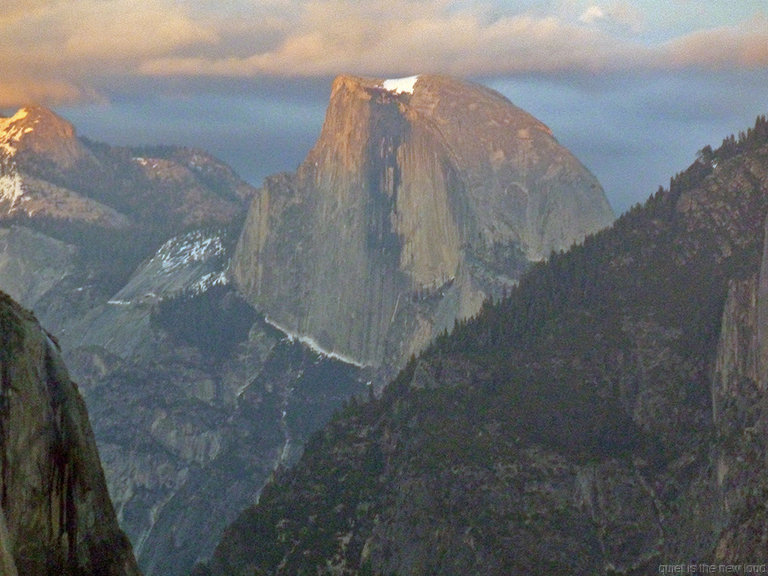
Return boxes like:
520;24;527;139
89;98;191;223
2;0;767;214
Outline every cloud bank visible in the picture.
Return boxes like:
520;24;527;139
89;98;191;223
1;0;767;106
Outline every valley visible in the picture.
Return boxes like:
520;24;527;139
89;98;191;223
1;75;767;576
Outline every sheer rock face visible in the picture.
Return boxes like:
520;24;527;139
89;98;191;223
709;216;768;561
232;74;614;368
0;293;140;576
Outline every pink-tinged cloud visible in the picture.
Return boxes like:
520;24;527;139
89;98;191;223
1;0;767;107
576;2;644;33
661;15;768;69
139;5;641;78
0;79;91;108
579;6;606;24
0;0;217;106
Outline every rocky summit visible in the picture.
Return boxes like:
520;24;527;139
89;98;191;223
0;292;140;576
0;106;84;168
232;74;614;371
0;105;252;234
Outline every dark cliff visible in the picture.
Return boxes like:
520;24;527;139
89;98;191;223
232;74;614;370
0;292;140;576
209;118;768;575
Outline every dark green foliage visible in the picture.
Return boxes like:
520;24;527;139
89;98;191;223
469;238;531;283
263;341;368;435
425;119;768;467
150;285;257;362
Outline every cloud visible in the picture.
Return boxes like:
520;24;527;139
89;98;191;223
0;78;91;108
0;0;216;106
1;0;767;107
661;14;768;69
139;1;638;77
576;2;643;32
579;6;605;24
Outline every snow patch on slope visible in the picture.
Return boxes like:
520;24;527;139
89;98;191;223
381;75;419;95
190;270;228;293
0;172;25;209
108;229;228;305
154;230;226;273
263;315;366;368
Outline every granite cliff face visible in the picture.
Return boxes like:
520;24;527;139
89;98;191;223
208;119;768;575
232;74;614;369
0;292;140;576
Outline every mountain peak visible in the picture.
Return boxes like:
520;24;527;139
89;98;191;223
331;73;421;95
0;105;81;166
1;105;75;135
233;73;614;368
328;73;554;140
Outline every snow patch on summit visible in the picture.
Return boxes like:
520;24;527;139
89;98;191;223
382;75;419;95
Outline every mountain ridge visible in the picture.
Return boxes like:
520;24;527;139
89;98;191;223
0;105;274;576
0;104;370;576
206;116;768;575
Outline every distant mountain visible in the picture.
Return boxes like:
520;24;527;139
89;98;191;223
0;105;254;297
0;292;140;576
206;118;768;575
1;106;130;229
232;74;614;373
0;106;253;226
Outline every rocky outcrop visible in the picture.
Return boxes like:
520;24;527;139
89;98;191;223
0;225;77;309
0;292;140;576
0;105;360;576
33;230;366;576
0;106;86;168
232;74;614;369
709;221;768;561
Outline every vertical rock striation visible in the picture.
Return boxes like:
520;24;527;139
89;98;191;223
0;292;140;576
710;215;768;560
232;74;614;369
